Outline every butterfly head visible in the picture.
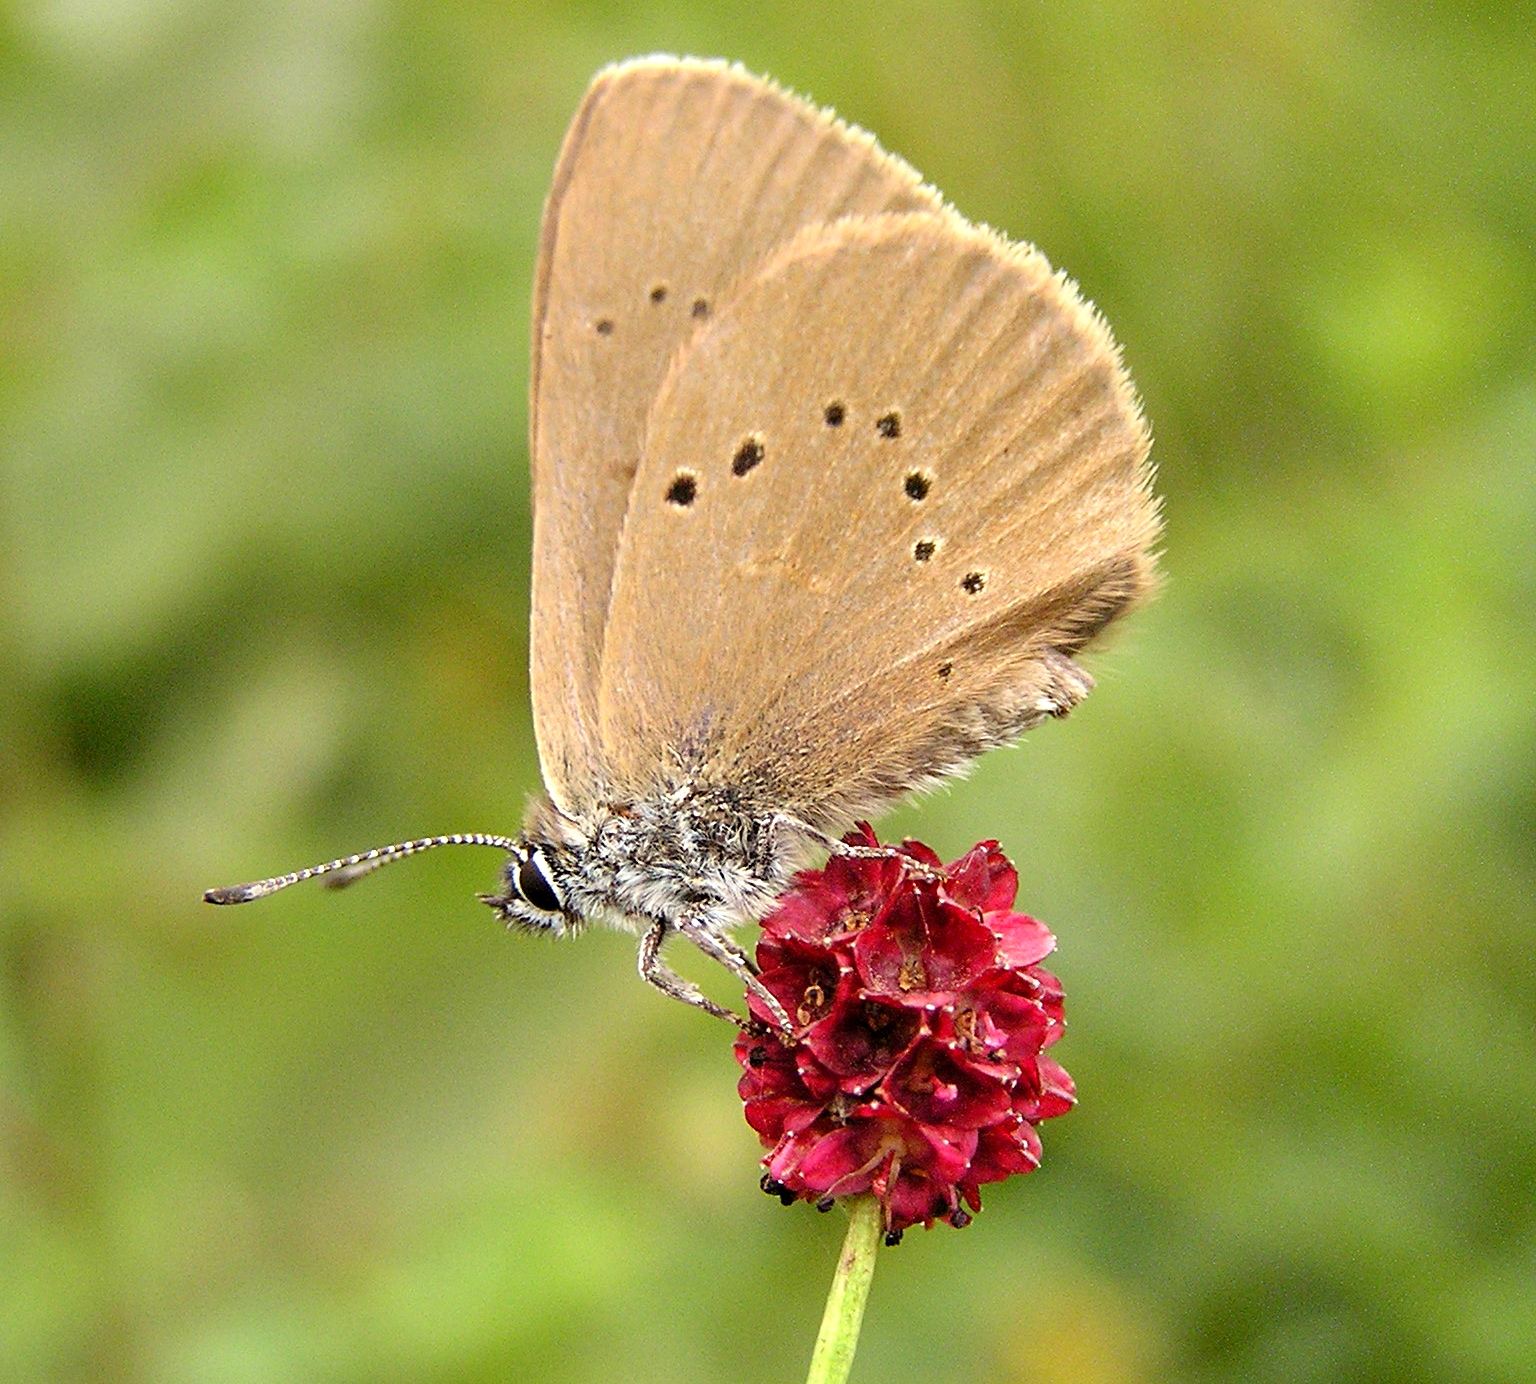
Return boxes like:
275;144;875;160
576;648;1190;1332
481;839;582;936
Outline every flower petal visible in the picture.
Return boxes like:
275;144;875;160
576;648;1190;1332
988;912;1056;968
945;840;1017;913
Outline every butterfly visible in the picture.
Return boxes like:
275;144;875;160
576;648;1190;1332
207;57;1159;1034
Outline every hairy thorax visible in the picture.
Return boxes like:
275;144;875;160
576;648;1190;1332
523;784;803;938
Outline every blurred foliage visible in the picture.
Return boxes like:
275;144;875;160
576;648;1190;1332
2;2;1533;1381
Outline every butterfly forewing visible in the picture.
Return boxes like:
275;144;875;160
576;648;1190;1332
529;57;943;809
595;212;1157;829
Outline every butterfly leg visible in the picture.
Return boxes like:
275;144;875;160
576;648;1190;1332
676;916;794;1035
638;920;763;1031
767;813;940;882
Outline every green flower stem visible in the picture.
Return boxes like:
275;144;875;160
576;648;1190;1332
805;1194;883;1384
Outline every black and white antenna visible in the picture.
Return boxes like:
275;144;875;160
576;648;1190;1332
204;833;519;904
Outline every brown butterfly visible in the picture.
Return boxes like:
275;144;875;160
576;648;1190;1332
206;57;1159;1033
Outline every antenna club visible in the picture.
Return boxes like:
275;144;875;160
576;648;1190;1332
204;886;257;905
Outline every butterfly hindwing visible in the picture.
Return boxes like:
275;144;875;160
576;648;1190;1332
595;212;1158;829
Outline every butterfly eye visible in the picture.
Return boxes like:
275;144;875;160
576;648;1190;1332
515;853;563;914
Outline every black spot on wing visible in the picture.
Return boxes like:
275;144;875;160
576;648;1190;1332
732;436;765;476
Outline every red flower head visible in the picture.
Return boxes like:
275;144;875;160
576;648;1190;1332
735;826;1073;1241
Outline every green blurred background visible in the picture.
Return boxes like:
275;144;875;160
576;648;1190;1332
3;2;1532;1381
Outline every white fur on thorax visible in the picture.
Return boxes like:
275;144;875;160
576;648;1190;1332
516;783;805;939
